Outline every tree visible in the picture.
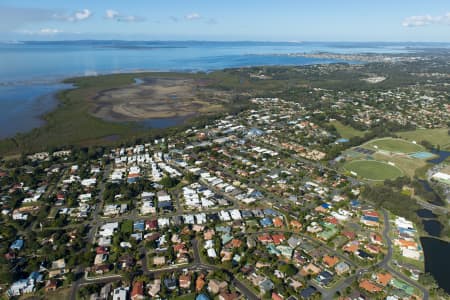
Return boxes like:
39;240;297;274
185;172;199;183
419;273;438;287
420;140;433;150
160;176;179;189
0;269;14;285
279;263;298;276
65;272;75;285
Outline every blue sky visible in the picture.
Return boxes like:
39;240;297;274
0;0;449;41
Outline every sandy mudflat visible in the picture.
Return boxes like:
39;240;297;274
92;78;226;122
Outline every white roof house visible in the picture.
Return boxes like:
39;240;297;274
402;248;421;260
158;218;170;227
207;248;217;258
112;287;128;300
219;210;231;221
99;222;119;237
81;178;96;187
230;209;242;220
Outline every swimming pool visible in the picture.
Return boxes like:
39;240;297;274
410;152;435;159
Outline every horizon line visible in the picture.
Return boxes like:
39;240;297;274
3;39;450;44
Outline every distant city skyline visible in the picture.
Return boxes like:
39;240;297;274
0;0;449;42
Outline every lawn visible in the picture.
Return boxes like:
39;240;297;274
372;153;428;178
396;128;450;150
392;248;424;272
344;160;403;181
330;121;366;139
363;138;424;154
121;219;133;234
173;294;197;300
39;287;71;300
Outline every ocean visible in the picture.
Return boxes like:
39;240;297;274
0;40;433;138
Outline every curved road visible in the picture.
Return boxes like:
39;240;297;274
304;209;430;300
380;209;429;300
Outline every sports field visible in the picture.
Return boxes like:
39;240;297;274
344;160;403;181
396;128;450;150
372;153;427;178
363;138;424;154
330;121;366;139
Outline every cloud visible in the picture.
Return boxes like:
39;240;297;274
54;9;92;22
74;9;91;21
39;28;62;34
105;9;145;22
402;12;450;27
18;28;63;35
117;15;146;22
170;13;216;24
105;9;119;20
185;13;201;21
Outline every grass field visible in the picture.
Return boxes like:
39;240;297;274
372;153;427;178
173;294;197;300
344;160;403;181
330;121;366;139
46;288;71;300
23;287;71;300
363;138;424;154
396;128;450;150
121;219;133;234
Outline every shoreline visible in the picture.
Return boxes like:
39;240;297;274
0;61;448;156
0;69;250;155
0;70;189;140
0;82;73;140
0;60;345;144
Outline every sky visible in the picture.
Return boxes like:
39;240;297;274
0;0;449;42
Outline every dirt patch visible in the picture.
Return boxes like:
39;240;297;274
91;78;227;122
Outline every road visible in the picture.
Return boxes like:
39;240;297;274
67;152;431;300
379;209;430;300
70;236;259;300
300;209;431;300
67;162;254;299
70;210;258;300
245;229;356;268
245;229;357;300
190;238;259;300
69;164;111;300
415;198;448;214
202;139;434;299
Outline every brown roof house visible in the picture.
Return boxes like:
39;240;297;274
208;279;228;294
131;281;145;300
45;279;58;292
179;274;191;289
